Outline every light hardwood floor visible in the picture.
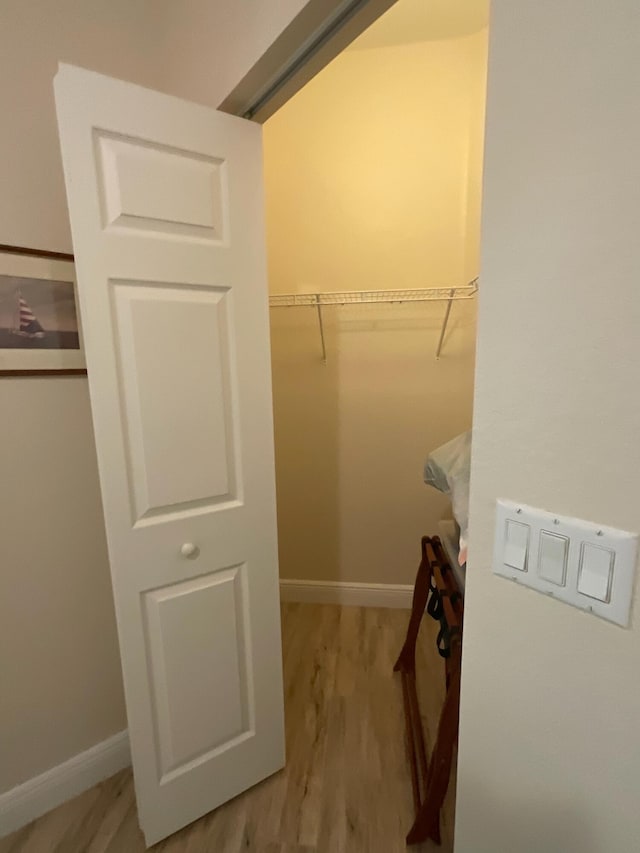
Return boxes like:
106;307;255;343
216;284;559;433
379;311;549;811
1;603;455;853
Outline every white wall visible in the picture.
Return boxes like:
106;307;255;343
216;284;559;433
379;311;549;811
0;380;126;793
264;33;486;584
455;2;640;851
0;0;307;795
0;0;310;255
157;0;309;112
0;0;168;794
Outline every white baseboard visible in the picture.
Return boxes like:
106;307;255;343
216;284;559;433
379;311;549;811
280;578;413;608
0;730;130;838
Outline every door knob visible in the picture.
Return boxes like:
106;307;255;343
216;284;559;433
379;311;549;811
180;542;198;558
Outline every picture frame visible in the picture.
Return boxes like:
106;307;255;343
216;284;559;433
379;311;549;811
0;244;86;376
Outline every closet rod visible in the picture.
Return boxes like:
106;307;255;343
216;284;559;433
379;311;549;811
269;279;478;361
269;282;477;307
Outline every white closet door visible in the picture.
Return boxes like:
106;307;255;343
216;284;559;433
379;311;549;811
54;64;284;847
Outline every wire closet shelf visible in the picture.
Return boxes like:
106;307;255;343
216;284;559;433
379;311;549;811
268;278;478;361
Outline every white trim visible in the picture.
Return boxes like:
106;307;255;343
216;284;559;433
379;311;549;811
0;730;130;838
279;579;413;608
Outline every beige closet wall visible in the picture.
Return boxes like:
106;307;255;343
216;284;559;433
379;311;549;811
455;2;640;851
0;0;308;795
264;31;487;585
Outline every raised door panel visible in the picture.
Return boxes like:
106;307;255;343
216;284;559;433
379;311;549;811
111;281;240;524
143;565;254;782
95;130;227;241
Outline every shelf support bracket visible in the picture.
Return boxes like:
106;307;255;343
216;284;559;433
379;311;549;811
314;294;327;363
435;289;455;360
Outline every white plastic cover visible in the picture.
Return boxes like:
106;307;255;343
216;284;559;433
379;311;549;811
424;431;471;564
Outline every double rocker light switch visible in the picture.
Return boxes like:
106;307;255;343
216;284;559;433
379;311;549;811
493;500;638;627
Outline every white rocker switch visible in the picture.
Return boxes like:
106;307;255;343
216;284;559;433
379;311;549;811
493;499;637;626
504;519;530;571
538;531;568;586
578;542;614;603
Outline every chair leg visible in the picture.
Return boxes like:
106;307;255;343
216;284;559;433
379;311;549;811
394;537;433;675
406;661;461;846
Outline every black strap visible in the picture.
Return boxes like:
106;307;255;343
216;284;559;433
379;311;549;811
437;621;451;658
427;589;443;621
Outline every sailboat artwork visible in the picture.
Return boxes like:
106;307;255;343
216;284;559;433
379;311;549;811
0;248;85;373
12;291;46;339
0;274;79;350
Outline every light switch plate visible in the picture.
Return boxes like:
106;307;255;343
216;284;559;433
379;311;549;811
493;499;638;627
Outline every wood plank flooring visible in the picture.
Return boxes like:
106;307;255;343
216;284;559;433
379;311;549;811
1;603;456;852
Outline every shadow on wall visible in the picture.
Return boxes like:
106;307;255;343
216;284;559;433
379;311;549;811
269;301;476;585
458;777;600;853
270;305;340;582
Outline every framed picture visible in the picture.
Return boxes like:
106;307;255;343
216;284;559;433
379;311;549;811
0;244;86;376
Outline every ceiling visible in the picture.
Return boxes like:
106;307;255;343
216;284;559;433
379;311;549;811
349;0;489;50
